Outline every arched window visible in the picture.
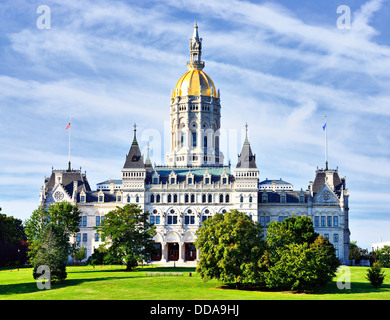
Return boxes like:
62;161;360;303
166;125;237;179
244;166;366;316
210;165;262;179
215;136;219;154
225;194;230;203
136;196;139;203
219;194;224;203
240;196;244;203
168;194;172;203
191;194;195;203
208;194;212;203
249;196;252;203
173;194;178;203
185;194;189;203
127;196;130;203
156;194;160;203
150;194;155;203
203;136;207;154
202;194;206;203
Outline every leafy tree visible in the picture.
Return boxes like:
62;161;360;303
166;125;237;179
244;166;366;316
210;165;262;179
71;244;87;265
32;222;68;283
195;209;265;287
366;261;386;288
349;241;369;264
25;202;81;281
261;216;340;291
0;209;28;267
374;246;390;268
95;204;156;270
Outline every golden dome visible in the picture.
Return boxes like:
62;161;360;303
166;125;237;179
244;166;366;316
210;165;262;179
173;69;217;98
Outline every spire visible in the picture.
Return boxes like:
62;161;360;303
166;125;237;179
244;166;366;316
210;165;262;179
123;123;144;169
236;124;257;169
187;23;204;70
132;123;138;145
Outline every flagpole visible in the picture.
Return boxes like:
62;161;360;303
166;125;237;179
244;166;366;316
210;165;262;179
68;118;71;171
325;115;328;170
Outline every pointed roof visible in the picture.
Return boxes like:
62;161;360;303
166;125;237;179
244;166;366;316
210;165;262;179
236;123;257;169
123;124;145;169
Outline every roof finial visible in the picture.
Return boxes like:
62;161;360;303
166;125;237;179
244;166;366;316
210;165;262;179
132;123;138;145
244;123;249;143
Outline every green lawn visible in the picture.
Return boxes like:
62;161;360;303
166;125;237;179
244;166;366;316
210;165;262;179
1;265;390;300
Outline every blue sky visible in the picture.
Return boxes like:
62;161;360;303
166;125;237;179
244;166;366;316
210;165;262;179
1;0;389;250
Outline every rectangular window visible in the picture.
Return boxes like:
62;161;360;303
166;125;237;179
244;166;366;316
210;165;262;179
201;216;207;223
167;216;177;225
281;196;286;203
150;216;155;224
262;196;267;203
278;216;285;223
101;216;105;225
82;216;87;227
314;216;319;227
153;178;158;184
95;233;99;242
188;178;192;184
334;216;338;227
222;178;227;184
299;196;304;202
184;216;190;225
156;216;160;224
324;233;329;240
192;132;197;147
82;233;87;242
321;216;326;227
190;216;195;224
81;195;85;202
99;196;103;202
171;178;175;184
76;233;81;243
117;196;121;202
96;216;100;227
334;234;339;243
205;178;210;184
327;216;332;227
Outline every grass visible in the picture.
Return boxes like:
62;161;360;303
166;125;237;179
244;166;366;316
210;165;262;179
1;265;390;300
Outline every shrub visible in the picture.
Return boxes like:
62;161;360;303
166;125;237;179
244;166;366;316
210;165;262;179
366;262;386;288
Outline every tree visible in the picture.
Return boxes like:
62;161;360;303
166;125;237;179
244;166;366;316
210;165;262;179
374;246;390;268
71;244;87;265
195;209;266;287
25;202;82;281
0;209;28;267
32;222;68;283
366;261;386;288
95;204;156;271
349;241;369;264
261;216;340;291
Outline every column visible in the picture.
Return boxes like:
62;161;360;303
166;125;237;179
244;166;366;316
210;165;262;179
178;242;184;262
160;242;167;263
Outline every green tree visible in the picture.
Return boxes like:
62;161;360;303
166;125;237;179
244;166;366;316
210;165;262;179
95;204;156;271
71;244;87;265
0;209;28;267
375;246;390;268
32;222;68;283
366;261;386;288
25;202;82;281
195;209;265;287
261;216;340;291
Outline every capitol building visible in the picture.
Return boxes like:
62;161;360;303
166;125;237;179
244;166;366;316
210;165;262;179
39;24;351;265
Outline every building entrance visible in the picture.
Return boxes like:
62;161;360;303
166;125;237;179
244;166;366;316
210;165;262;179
168;243;179;261
185;243;196;261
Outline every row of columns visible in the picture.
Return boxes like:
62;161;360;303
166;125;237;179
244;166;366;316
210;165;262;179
154;242;198;263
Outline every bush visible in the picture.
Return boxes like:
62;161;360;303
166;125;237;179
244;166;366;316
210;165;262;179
366;262;386;288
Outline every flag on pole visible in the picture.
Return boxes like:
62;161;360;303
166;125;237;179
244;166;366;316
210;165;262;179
322;122;326;130
65;122;71;130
